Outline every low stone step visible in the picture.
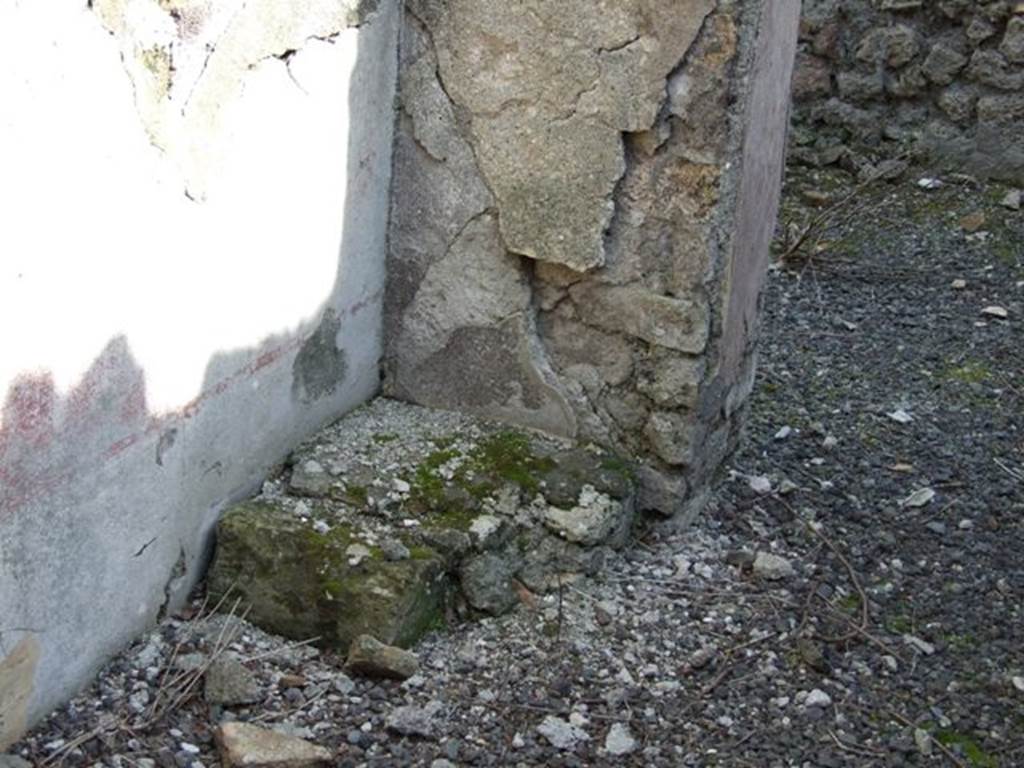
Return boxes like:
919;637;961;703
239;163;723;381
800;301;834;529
207;399;636;651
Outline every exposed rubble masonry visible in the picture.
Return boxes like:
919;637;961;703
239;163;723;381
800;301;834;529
791;0;1024;182
385;0;801;520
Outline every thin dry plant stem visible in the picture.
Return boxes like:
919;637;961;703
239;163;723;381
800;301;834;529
886;709;967;768
783;150;912;263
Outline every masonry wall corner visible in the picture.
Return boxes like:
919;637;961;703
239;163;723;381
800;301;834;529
384;0;801;519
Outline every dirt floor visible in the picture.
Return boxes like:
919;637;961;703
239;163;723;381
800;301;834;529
9;165;1023;767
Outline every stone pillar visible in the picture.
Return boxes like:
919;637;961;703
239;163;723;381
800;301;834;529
385;0;800;519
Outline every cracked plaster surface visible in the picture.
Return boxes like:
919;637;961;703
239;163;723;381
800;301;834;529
408;0;715;272
387;1;731;445
92;0;378;199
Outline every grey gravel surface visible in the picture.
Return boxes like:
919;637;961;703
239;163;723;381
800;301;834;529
7;167;1023;767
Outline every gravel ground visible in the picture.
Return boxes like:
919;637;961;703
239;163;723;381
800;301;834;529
9;167;1023;767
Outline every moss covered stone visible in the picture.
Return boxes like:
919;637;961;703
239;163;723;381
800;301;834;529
539;447;633;508
407;429;631;525
207;501;448;651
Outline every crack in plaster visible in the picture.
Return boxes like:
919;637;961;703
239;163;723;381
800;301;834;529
425;0;713;272
90;0;375;200
156;546;188;620
132;536;159;557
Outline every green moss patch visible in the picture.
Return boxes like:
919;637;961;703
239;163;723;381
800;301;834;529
406;430;556;523
943;360;992;385
207;500;448;651
934;731;997;767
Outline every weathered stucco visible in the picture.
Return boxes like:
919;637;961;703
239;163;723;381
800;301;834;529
412;0;715;272
0;0;399;746
385;0;800;518
91;0;382;199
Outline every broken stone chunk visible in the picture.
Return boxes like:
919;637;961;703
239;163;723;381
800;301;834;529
922;42;967;85
981;305;1009;319
855;25;920;68
1001;16;1024;63
468;514;504;548
636;356;704;409
459;552;518;616
959;211;986;232
204;654;260;706
346;635;419;681
904;634;936;655
215;721;331;767
345;543;371;566
380;539;411;561
881;0;921;7
570;283;709;353
752;552;795;580
539;448;633;508
901;487;935;508
385;701;443;739
207;501;447;651
804;688;832;708
537;715;590;751
290;459;332;497
604;723;638;756
418;527;472;565
541;486;627;547
644;411;696;466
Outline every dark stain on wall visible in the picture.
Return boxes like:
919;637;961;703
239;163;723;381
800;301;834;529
292;308;347;404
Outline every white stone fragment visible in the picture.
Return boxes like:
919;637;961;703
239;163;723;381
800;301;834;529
904;634;936;655
887;409;914;424
541;486;621;546
537;715;590;750
748;475;772;494
345;544;371;566
901;488;935;508
673;555;692;576
469;514;502;546
915;728;933;755
804;688;832;707
753;551;795;580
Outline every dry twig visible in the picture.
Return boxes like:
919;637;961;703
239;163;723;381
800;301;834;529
994;457;1023;483
783;152;912;263
886;709;967;768
827;729;887;758
805;521;870;644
